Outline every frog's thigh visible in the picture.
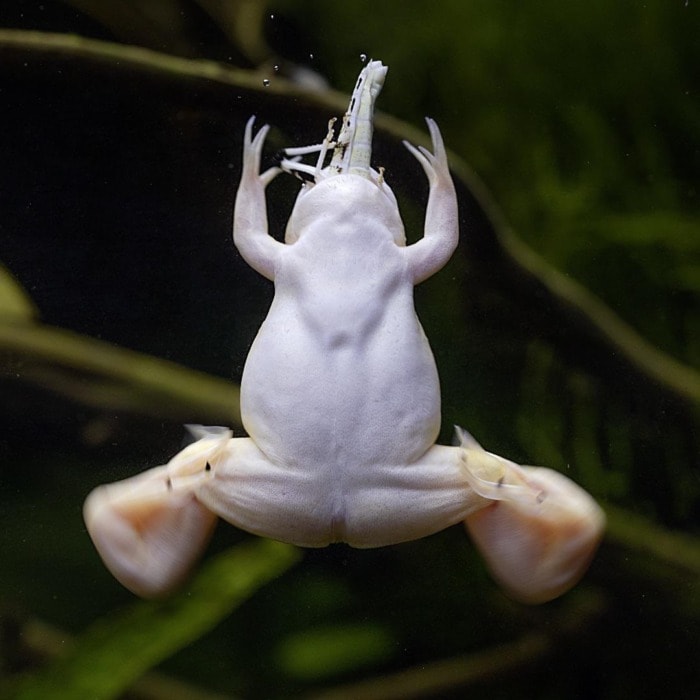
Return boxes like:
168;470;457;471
343;445;485;548
196;438;334;548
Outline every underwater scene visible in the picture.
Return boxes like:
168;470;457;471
1;1;698;698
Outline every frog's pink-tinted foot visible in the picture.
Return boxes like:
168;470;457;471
457;428;605;604
84;466;216;597
83;427;229;597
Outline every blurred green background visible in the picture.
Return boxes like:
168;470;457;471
0;1;698;698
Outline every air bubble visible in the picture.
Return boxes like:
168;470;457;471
360;53;367;63
274;64;280;72
262;78;270;87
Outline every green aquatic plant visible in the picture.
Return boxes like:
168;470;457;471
7;540;299;700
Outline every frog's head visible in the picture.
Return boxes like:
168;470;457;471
284;171;405;245
280;60;405;244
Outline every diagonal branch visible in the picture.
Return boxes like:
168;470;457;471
0;321;241;425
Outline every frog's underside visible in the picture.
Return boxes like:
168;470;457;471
84;60;605;604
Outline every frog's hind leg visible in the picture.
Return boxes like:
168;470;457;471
343;428;604;604
457;427;606;604
83;426;230;597
341;444;487;548
195;437;338;548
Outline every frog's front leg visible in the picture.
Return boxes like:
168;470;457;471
232;116;285;280
83;427;229;597
403;119;460;284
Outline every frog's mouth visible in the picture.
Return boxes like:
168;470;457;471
279;60;387;184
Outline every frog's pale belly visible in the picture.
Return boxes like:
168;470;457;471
240;290;441;473
240;228;442;475
205;302;452;548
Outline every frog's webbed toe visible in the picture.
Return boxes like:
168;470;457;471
83;426;230;597
457;427;605;604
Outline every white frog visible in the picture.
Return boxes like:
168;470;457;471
84;61;605;603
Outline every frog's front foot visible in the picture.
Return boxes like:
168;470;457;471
241;115;282;188
403;117;452;189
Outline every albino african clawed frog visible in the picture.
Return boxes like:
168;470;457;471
84;61;605;603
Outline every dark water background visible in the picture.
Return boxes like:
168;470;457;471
1;2;698;698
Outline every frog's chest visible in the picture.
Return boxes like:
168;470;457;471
280;237;405;345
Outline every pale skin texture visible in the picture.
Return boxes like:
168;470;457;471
84;64;605;602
